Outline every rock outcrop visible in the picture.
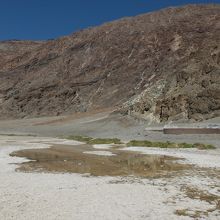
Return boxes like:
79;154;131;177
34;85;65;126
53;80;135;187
0;4;219;121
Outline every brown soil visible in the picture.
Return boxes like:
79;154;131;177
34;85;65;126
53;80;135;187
10;144;191;177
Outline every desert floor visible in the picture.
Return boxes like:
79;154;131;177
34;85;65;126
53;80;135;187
0;112;219;219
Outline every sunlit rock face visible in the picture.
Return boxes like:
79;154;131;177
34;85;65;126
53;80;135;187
0;4;219;121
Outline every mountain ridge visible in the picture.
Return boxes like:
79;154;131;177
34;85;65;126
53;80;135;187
0;4;219;122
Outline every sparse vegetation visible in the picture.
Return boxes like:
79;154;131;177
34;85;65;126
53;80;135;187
127;140;177;148
87;138;122;144
66;136;215;149
67;135;93;143
0;133;37;137
66;135;122;144
126;140;215;149
192;143;216;150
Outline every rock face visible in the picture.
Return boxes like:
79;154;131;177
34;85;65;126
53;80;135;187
0;4;219;121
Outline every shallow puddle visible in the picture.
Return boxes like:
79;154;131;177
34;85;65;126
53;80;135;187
10;144;191;178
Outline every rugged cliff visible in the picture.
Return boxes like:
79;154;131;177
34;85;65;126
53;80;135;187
0;4;219;121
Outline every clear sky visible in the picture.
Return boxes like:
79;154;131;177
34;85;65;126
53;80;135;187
0;0;219;41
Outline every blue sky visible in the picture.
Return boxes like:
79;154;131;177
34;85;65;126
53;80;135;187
0;0;219;40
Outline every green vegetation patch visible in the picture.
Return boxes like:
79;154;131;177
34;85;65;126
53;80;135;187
66;135;215;149
67;135;93;143
126;140;215;150
127;140;176;148
0;133;37;137
67;135;122;144
87;138;122;144
192;143;215;150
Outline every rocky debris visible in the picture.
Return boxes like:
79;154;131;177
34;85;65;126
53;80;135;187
0;4;219;121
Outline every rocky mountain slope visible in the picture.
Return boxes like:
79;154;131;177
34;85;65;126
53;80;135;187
0;4;219;121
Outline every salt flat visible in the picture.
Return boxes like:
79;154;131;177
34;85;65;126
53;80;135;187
0;135;219;219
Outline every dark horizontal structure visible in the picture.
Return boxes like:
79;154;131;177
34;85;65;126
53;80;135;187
163;128;220;135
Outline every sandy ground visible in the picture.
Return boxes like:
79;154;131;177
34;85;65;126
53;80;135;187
0;113;220;219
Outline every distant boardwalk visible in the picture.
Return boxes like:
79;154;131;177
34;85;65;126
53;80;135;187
164;128;220;135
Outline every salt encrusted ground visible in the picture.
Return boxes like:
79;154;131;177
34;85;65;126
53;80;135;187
0;136;219;220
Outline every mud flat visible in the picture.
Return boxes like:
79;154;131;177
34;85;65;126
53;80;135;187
10;144;190;178
0;135;220;219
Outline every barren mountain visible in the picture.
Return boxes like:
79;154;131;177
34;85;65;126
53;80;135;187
0;4;219;121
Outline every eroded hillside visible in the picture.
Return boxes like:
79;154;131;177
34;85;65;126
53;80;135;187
0;4;219;121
